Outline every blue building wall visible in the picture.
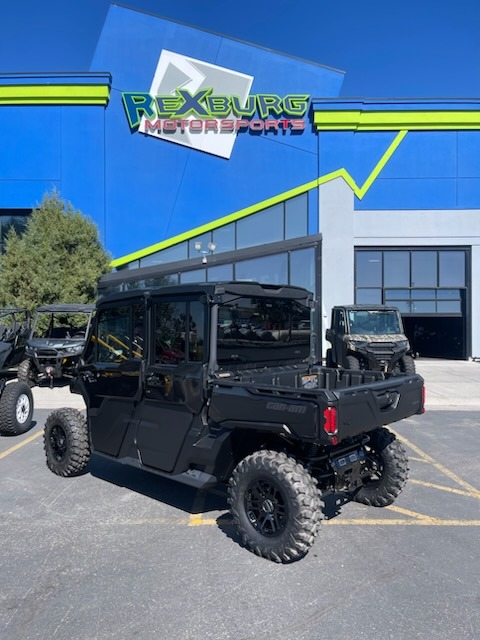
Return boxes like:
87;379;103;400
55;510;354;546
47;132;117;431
0;6;479;266
0;90;107;240
90;5;344;258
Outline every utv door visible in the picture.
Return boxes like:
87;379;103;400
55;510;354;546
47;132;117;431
79;302;145;457
135;297;206;473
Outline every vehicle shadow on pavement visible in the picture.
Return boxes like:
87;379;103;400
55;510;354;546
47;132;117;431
87;453;228;515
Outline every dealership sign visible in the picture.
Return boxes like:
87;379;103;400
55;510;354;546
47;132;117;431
122;50;310;159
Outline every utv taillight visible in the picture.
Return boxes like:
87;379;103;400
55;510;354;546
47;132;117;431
421;386;426;414
323;407;337;435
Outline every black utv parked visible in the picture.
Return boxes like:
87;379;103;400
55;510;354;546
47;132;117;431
18;304;94;387
0;308;31;374
0;308;34;436
43;282;424;562
325;305;415;373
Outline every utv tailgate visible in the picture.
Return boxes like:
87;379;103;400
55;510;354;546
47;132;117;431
331;374;424;438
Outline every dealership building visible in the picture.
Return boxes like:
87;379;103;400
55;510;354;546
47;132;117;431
1;3;480;359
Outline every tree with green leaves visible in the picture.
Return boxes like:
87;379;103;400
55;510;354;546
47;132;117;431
0;191;111;311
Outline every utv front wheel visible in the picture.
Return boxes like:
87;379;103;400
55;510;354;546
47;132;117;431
354;427;408;507
18;359;37;387
399;355;416;374
0;382;34;436
228;450;322;563
345;354;361;370
44;408;90;476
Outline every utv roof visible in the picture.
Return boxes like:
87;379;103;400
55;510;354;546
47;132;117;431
99;281;312;306
35;304;95;313
333;304;400;311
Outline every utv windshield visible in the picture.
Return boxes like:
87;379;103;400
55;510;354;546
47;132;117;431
32;312;92;340
347;310;402;335
216;296;311;366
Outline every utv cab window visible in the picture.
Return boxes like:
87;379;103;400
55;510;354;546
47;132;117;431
95;304;144;363
154;299;205;365
216;296;311;366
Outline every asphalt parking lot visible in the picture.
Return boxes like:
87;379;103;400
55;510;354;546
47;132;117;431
1;361;479;640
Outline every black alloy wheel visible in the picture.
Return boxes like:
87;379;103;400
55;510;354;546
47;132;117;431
245;477;288;537
49;424;68;462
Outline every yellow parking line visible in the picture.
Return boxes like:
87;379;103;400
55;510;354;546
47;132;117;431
392;430;480;499
189;514;204;526
385;504;433;520
172;517;480;527
326;519;480;526
0;430;43;460
410;479;480;499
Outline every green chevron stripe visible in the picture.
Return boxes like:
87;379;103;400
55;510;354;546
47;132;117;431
0;84;110;105
110;131;408;268
314;110;480;130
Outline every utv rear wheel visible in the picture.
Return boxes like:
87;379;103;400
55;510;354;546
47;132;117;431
44;408;90;476
18;359;36;388
354;427;408;507
0;382;34;436
228;450;322;563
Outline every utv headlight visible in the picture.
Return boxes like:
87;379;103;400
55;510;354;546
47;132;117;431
397;340;409;348
349;340;367;350
65;344;84;355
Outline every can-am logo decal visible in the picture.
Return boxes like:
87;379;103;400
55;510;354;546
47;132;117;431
122;50;309;159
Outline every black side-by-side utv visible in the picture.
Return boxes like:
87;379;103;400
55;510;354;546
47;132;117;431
0;308;34;436
18;304;94;387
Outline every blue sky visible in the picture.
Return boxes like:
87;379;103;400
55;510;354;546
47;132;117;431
0;0;479;97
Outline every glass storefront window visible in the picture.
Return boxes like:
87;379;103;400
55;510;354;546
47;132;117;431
384;252;409;287
235;253;288;285
285;193;308;240
180;269;207;283
411;251;437;287
207;263;233;282
412;300;436;313
437;301;461;313
439;251;465;287
356;252;382;287
0;211;30;253
385;289;410;300
290;248;315;293
140;242;188;267
236;204;284;250
437;289;460;299
212;224;235;254
411;289;435;299
356;288;382;304
392;301;411;313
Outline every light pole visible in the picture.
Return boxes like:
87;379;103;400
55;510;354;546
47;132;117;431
194;241;216;264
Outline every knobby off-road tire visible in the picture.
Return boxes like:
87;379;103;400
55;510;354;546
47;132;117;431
399;354;416;374
17;359;37;388
228;450;323;563
0;382;34;436
44;408;90;476
345;354;361;370
354;427;408;507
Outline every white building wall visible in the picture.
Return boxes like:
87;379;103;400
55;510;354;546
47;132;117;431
319;177;480;358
